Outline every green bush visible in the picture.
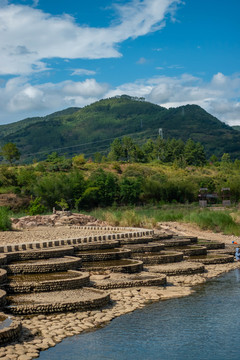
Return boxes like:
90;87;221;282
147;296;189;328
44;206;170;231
27;197;46;216
0;207;12;231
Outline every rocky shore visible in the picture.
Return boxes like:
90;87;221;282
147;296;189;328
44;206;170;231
0;219;240;359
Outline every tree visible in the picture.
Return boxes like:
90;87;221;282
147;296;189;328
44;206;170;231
220;153;232;171
108;138;124;161
184;139;206;166
142;139;155;162
56;198;69;211
1;143;20;164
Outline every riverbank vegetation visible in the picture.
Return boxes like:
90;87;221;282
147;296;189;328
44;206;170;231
1;136;240;234
87;206;240;236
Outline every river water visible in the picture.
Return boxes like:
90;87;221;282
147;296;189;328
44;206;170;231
39;269;240;360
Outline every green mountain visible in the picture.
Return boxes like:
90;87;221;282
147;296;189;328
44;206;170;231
0;95;239;161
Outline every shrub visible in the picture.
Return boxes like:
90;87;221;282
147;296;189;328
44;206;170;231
72;154;86;167
0;207;12;231
119;210;142;227
56;198;69;211
27;197;46;216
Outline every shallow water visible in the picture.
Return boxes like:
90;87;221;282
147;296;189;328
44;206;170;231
39;269;240;360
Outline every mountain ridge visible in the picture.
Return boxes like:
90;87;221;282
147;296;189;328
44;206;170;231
0;95;239;161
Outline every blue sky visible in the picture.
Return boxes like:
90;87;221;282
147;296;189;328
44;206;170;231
0;0;239;125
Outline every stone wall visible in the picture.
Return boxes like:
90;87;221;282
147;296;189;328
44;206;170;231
190;254;234;265
182;246;207;257
118;237;153;245
6;247;75;262
124;243;165;253
95;276;167;289
6;271;90;294
132;251;184;265
74;241;119;251
7;289;110;315
78;249;131;262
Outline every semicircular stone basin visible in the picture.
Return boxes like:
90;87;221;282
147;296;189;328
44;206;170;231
0;312;22;345
173;245;207;257
151;234;173;241
188;254;234;265
146;262;205;276
118;237;153;245
173;235;198;243
75;248;131;262
197;239;225;250
92;273;167;289
6;288;110;315
6;270;90;294
82;259;143;273
159;239;192;247
5;256;82;274
122;243;165;253
131;251;183;265
6;246;75;263
75;241;119;252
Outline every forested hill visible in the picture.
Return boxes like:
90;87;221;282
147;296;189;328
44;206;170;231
0;95;239;161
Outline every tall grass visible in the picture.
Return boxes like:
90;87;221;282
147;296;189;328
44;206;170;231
88;205;240;235
184;210;240;235
88;205;192;228
0;207;12;231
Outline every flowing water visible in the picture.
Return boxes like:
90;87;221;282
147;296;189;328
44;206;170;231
39;269;240;360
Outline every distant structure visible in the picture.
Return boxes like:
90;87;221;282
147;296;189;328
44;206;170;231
158;128;163;139
198;188;208;207
221;188;231;206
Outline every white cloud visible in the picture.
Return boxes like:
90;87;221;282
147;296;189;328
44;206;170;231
137;57;148;64
0;77;109;123
0;0;181;76
71;68;96;76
